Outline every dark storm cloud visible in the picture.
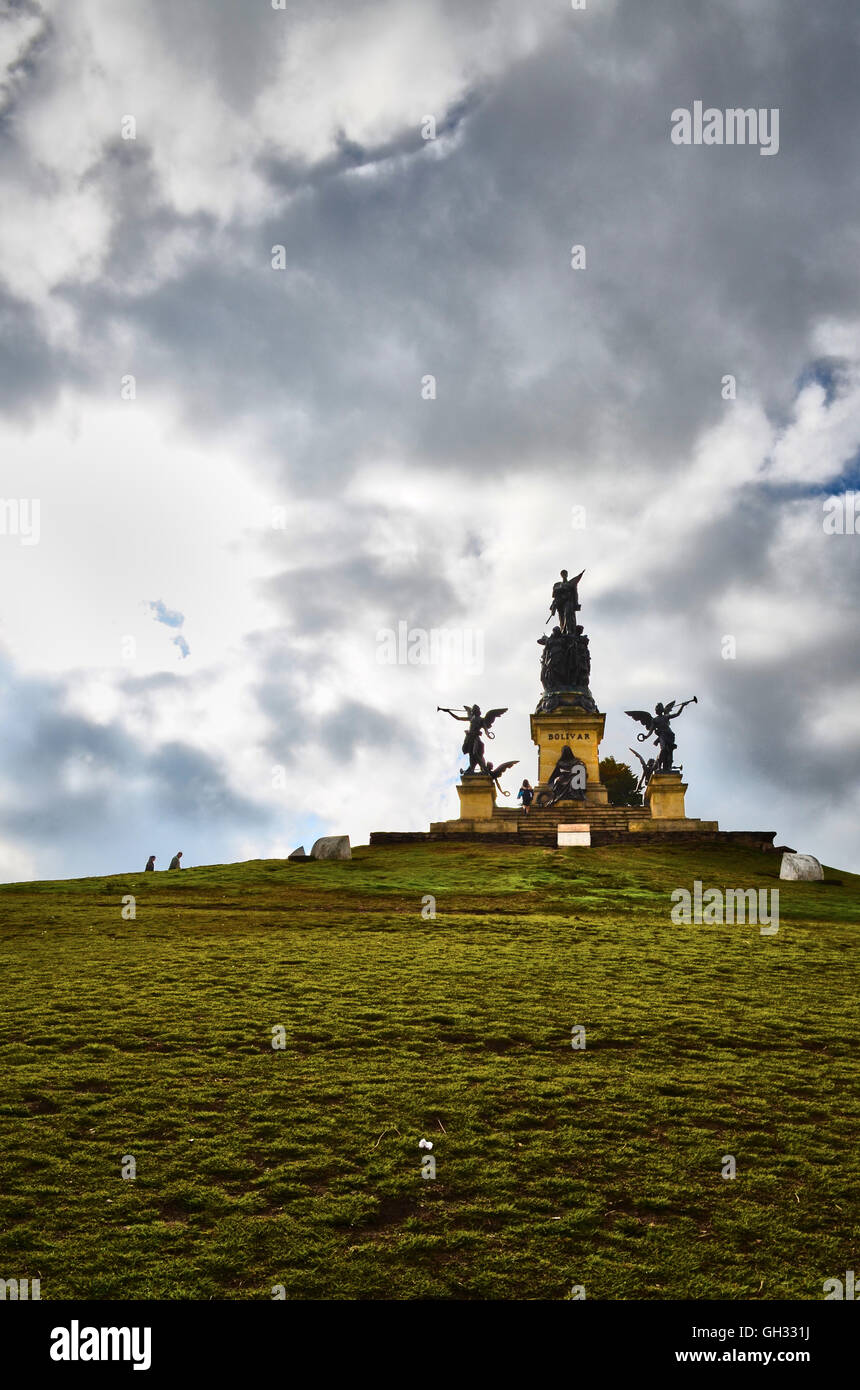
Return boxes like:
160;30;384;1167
0;0;856;474
598;508;860;804
321;697;420;761
249;628;418;766
706;633;860;803
118;672;184;694
147;741;267;824
4;705;137;783
0;288;78;416
0;0;52;123
259;91;480;195
81;138;217;291
595;488;784;622
141;0;287;110
0;658;272;848
33;0;856;497
261;553;464;635
246;629;328;765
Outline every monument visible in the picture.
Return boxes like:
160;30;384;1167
371;566;778;851
531;568;608;805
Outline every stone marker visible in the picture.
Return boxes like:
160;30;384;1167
558;823;591;847
779;852;824;881
287;846;307;860
310;835;352;861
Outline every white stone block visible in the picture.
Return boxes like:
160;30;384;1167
310;835;352;860
779;852;823;881
558;824;591;847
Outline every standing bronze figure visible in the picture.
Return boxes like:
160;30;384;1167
535;566;597;715
547;568;585;635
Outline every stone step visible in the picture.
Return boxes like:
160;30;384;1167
546;806;639;812
509;805;643;814
526;813;697;823
516;815;642;826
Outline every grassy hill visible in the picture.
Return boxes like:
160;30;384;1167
0;842;857;1301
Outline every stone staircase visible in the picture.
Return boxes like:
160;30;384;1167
502;805;643;829
521;813;636;843
523;808;638;823
495;803;666;846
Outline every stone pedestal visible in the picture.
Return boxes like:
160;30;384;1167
456;774;496;821
529;708;608;805
645;772;688;820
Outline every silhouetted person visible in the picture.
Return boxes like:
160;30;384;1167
145;855;156;872
168;851;183;870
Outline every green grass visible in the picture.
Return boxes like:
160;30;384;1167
0;843;857;1300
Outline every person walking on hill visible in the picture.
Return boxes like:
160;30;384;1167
517;779;534;816
168;851;183;870
145;855;156;872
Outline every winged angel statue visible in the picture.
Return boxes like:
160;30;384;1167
437;704;511;777
625;697;697;774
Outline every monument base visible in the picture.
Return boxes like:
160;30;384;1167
456;774;496;821
628;818;720;833
530;707;608;805
645;772;688;820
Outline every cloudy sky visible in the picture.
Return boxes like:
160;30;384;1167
1;0;859;880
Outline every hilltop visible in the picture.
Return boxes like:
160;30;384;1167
0;842;857;1300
